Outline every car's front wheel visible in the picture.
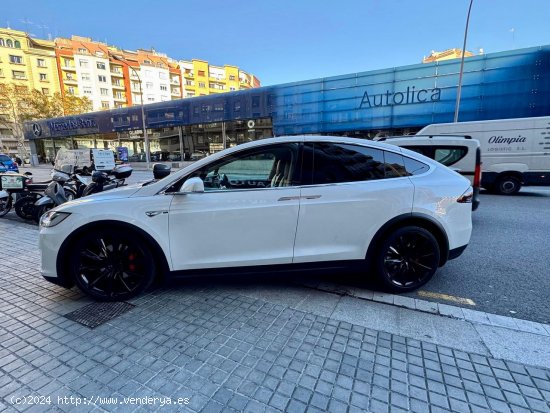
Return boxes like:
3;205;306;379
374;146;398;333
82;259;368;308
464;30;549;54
69;230;155;301
375;226;440;293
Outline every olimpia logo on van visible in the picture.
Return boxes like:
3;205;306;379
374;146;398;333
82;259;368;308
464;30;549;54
359;86;441;109
488;135;527;144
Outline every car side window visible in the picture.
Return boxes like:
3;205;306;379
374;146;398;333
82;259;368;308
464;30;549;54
383;150;409;178
434;146;468;166
402;156;430;175
304;142;386;185
187;143;300;191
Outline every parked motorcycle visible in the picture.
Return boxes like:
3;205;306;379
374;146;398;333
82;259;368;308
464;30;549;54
33;164;133;223
0;173;32;218
14;167;74;220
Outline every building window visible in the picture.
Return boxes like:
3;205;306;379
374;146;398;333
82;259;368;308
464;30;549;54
37;59;46;67
100;88;109;96
198;70;205;77
42;88;49;95
66;73;74;80
39;73;47;81
80;60;89;68
157;63;163;68
63;58;72;67
185;80;193;86
98;75;107;82
115;103;124;109
14;40;21;48
97;62;106;70
114;92;123;99
78;48;87;53
83;87;92;95
0;39;4;47
12;70;25;79
199;82;205;88
145;82;153;90
143;59;152;65
230;87;236;91
112;79;121;86
229;75;236;81
67;86;75;95
132;94;141;103
147;96;155;102
101;101;110;109
81;73;90;81
131;81;140;90
160;84;168;91
159;72;167;79
6;39;13;48
9;55;23;64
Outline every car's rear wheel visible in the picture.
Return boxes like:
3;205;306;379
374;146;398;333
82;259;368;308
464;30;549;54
69;230;155;301
495;175;521;195
375;226;440;293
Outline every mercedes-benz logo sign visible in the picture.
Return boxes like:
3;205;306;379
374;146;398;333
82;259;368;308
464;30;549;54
32;123;42;137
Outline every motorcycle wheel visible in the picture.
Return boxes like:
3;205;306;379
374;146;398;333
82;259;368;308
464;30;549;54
0;195;12;218
14;195;39;220
33;204;53;224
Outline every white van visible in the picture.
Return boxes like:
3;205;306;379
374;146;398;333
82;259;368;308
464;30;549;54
417;116;550;194
381;135;481;210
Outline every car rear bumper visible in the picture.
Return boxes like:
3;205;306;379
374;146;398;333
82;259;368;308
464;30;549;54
472;187;480;211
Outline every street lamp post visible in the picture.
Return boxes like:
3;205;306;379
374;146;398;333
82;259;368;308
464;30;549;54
454;0;474;123
112;55;151;169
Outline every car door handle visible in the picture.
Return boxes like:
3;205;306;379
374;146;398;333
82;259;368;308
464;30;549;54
278;196;301;201
145;210;168;217
302;195;322;200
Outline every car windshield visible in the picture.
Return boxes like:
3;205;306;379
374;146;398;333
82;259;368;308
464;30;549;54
0;155;11;162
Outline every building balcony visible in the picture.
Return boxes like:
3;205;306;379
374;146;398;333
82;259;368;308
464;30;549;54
183;72;194;78
170;78;180;85
171;90;181;96
113;96;126;102
63;78;78;85
61;65;76;71
112;83;125;90
110;70;124;77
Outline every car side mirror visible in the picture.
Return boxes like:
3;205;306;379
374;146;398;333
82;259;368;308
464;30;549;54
180;177;204;193
153;163;171;179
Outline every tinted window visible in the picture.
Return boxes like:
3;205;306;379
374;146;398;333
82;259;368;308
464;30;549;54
383;151;409;178
0;155;11;162
403;156;430;175
188;143;300;191
400;145;431;157
434;147;468;166
305;143;385;185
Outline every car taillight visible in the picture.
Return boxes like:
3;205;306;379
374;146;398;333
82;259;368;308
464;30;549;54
473;147;481;188
457;188;474;203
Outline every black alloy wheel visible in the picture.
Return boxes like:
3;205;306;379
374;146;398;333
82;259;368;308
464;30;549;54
70;230;155;301
376;226;440;292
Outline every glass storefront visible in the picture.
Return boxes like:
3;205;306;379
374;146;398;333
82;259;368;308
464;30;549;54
33;117;273;164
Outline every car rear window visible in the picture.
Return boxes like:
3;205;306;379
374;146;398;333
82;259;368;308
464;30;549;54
402;156;430;175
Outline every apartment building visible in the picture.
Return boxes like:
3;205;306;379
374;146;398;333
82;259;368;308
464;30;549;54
180;59;260;98
0;28;61;154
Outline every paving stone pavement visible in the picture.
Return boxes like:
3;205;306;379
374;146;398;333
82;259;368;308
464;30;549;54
0;218;549;413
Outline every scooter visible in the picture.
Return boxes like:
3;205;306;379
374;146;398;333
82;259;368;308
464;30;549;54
14;168;74;220
33;164;132;223
0;172;32;218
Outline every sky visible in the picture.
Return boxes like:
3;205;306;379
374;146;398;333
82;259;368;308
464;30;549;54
3;0;550;86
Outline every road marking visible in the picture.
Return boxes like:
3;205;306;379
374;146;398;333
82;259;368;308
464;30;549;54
418;290;476;306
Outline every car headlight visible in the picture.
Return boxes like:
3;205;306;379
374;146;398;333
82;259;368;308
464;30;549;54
40;211;71;228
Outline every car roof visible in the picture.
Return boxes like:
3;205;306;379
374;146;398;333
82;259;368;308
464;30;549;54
382;135;480;146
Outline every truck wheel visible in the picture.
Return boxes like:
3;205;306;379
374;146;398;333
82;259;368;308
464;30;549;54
495;176;521;195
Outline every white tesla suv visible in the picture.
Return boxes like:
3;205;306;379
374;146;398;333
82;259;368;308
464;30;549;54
39;136;473;301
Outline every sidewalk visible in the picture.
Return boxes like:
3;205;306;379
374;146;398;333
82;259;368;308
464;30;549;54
0;218;549;413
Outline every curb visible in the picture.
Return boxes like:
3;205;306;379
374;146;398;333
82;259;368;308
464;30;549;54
301;280;550;337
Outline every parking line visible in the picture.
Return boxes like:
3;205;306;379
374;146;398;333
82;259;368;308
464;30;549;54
417;290;476;306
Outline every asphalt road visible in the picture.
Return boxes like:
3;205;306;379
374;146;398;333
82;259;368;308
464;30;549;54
403;187;550;324
5;166;550;323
